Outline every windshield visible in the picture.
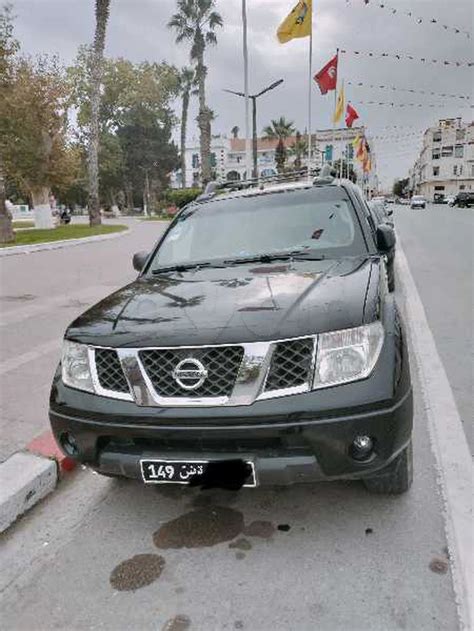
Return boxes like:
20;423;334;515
147;188;367;271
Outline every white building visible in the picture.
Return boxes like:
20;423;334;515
174;126;378;193
409;118;474;200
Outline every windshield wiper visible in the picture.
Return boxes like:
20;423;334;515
224;250;307;265
151;261;220;274
292;253;326;261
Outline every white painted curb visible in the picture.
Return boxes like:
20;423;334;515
0;452;57;533
397;245;473;631
0;227;128;258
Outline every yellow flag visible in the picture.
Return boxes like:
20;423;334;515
332;82;345;124
277;0;312;44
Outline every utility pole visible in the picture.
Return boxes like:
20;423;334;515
242;0;252;181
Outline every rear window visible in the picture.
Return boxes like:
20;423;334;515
148;187;368;271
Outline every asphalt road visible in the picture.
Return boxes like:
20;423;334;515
0;209;470;630
0;217;166;461
394;202;474;454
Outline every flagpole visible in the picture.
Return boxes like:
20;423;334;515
332;48;338;171
307;17;313;182
242;0;252;181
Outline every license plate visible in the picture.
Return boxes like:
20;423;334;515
140;459;257;487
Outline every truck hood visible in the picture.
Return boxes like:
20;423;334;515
66;257;376;347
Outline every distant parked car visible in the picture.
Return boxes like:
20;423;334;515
452;191;474;208
410;195;426;209
433;193;446;204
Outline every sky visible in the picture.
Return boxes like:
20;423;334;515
9;0;474;188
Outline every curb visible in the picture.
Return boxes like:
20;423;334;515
0;227;129;258
0;430;76;533
396;245;473;631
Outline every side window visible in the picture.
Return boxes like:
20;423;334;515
351;188;377;243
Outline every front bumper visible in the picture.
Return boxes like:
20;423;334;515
50;382;413;485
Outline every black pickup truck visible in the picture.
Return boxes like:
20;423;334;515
50;174;413;494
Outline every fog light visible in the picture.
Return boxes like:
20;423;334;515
351;435;374;461
60;432;78;457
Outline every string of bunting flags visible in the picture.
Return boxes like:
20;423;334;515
345;0;471;39
346;81;470;101
275;1;471;178
354;100;473;109
339;48;474;67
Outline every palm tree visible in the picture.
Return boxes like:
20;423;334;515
262;116;296;173
168;0;223;185
289;131;307;170
87;0;111;226
178;67;197;188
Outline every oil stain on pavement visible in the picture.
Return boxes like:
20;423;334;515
429;557;449;574
162;614;191;630
109;553;166;591
243;520;275;538
153;506;244;549
229;537;252;551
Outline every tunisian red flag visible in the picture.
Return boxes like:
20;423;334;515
345;103;359;128
313;54;338;95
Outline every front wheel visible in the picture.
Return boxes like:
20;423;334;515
363;440;413;494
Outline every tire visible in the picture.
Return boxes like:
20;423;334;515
387;268;395;292
363;440;413;494
386;257;395;292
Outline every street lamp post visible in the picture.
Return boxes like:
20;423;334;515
224;79;284;180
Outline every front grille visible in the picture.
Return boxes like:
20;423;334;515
94;349;129;393
139;346;244;398
265;338;315;392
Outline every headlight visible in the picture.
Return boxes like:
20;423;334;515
61;340;94;392
313;321;384;389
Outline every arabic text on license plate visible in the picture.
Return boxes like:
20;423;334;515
140;459;256;486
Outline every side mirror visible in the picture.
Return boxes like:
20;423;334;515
376;225;396;252
132;250;149;272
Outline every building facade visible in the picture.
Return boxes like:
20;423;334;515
409;118;474;200
173;126;377;192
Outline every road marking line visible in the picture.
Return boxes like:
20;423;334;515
0;339;61;376
397;244;473;631
0;286;111;328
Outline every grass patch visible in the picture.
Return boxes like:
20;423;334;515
12;221;35;229
1;224;128;248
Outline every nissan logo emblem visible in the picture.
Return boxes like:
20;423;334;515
172;358;208;390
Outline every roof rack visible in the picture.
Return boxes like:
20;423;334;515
196;166;324;200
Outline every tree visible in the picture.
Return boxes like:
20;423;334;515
263;116;295;173
69;52;180;211
289;131;307;170
87;0;111;226
178;67;197;188
393;177;409;198
0;52;72;210
231;125;239;139
0;3;18;243
168;0;223;185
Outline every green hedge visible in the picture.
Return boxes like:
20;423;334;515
165;188;202;208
